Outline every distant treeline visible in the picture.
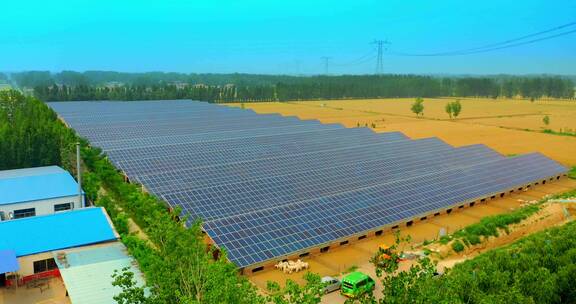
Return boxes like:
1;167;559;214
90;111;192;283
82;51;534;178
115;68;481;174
16;71;574;102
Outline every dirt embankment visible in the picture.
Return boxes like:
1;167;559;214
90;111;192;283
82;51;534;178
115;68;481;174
432;202;575;271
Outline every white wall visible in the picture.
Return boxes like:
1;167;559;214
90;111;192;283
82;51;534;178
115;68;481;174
0;195;83;221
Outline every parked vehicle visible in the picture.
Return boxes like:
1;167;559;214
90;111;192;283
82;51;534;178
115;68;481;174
340;271;375;298
321;276;341;294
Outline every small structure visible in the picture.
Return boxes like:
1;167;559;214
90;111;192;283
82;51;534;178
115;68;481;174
0;166;84;221
54;243;147;304
0;207;147;303
0;207;117;288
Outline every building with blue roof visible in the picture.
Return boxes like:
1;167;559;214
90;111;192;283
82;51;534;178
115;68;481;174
0;207;118;287
0;166;84;221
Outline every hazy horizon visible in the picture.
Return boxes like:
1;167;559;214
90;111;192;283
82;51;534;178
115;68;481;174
2;0;575;75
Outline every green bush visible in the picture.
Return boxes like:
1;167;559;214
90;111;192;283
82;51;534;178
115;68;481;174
452;204;540;245
452;240;465;253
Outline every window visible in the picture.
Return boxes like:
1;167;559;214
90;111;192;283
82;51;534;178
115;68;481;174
33;258;57;273
54;203;72;212
13;208;35;219
0;211;5;221
320;246;330;253
299;252;310;258
340;240;349;246
375;230;383;236
358;235;367;240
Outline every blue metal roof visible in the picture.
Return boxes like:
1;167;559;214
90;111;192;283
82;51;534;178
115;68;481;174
0;166;80;206
0;207;118;257
0;250;19;273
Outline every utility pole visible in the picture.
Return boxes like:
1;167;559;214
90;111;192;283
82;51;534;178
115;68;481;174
321;56;332;75
76;142;83;208
372;40;390;75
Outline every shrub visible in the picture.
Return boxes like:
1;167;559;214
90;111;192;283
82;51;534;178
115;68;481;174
452;240;465;253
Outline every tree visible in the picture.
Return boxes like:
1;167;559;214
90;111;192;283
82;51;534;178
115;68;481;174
445;100;462;119
111;267;150;304
266;272;324;304
445;102;453;119
543;115;550;126
452;100;462;118
411;98;424;116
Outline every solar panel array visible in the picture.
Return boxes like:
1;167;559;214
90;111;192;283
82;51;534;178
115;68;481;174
50;100;568;268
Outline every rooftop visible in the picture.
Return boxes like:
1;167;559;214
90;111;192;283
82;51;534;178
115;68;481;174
0;207;118;257
0;165;80;205
55;243;147;304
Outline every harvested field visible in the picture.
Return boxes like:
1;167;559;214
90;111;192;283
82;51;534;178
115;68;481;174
231;98;576;165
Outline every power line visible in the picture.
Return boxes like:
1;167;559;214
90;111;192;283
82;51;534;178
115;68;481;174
320;56;332;75
390;21;576;57
331;49;377;67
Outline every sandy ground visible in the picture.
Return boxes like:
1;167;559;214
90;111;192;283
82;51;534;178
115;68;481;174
0;278;70;304
231;98;576;165
248;179;576;303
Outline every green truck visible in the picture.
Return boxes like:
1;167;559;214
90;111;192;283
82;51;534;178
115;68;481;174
340;271;375;298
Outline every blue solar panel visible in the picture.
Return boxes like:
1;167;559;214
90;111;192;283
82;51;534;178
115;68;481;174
49;100;568;269
204;153;566;267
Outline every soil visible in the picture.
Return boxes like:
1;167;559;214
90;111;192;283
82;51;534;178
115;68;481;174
230;98;576;165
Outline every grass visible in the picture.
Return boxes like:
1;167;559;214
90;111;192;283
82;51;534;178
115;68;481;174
568;166;576;180
542;129;576;137
452;204;541;246
343;265;358;274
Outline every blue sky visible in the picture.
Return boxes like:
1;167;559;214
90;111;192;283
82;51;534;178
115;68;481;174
1;0;575;75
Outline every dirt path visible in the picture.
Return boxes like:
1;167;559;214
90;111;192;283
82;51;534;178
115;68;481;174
98;187;151;242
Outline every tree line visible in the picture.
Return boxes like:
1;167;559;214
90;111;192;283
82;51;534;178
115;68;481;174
31;75;574;102
0;90;75;170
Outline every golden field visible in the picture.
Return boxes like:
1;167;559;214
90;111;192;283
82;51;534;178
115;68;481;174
230;98;576;165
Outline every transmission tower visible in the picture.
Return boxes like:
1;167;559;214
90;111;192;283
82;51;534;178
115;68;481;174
321;56;332;75
372;40;390;75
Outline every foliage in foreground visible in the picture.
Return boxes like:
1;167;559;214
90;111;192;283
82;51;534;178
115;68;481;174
356;215;576;303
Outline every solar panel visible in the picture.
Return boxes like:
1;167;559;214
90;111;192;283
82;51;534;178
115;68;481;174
204;153;565;267
49;100;568;269
164;145;502;221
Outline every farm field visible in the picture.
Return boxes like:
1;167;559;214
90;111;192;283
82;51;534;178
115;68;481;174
231;98;576;165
